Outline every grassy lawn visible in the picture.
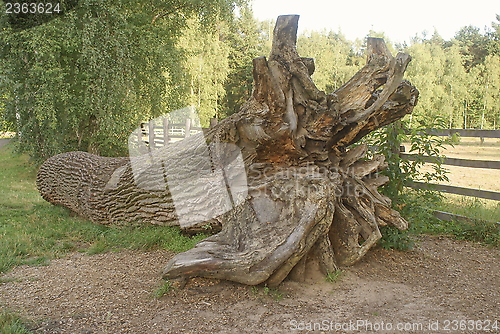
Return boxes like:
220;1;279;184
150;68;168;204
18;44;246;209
0;143;206;274
437;194;500;222
0;142;206;332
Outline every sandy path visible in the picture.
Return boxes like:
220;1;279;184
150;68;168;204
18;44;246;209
1;235;499;334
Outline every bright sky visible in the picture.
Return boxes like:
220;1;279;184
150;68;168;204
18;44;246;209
251;0;500;43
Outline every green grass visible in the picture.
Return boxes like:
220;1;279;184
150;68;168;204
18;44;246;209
0;143;207;274
379;189;500;250
0;309;32;334
251;286;285;301
151;279;174;298
325;270;343;283
0;143;209;332
437;194;500;223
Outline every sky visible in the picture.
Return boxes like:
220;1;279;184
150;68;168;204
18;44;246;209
250;0;500;43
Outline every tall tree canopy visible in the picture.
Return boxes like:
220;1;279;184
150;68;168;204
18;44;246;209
1;4;499;164
0;0;245;161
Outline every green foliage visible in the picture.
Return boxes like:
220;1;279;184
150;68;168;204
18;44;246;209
416;215;500;248
366;115;500;250
324;270;343;283
151;280;174;298
0;145;206;274
0;0;245;163
176;17;231;124
363;117;450;250
363;117;450;202
297;30;363;93
449;132;461;145
379;226;415;251
1;2;499;165
378;189;500;250
452;219;500;247
455;25;492;71
220;5;270;116
0;309;32;334
251;286;284;301
438;195;500;223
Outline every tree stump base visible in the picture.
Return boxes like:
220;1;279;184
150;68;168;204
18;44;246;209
37;15;418;286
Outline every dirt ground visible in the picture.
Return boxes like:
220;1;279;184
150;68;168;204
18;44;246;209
1;235;499;334
0;138;11;150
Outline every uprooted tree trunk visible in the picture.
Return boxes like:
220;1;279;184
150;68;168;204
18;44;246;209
37;15;418;287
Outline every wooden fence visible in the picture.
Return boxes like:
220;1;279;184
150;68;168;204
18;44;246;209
401;129;500;223
140;118;218;148
141;122;498;223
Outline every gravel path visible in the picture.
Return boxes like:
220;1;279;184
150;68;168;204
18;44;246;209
1;235;499;333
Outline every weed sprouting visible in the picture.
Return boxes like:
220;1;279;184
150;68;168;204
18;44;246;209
325;270;343;283
250;286;285;301
151;280;174;298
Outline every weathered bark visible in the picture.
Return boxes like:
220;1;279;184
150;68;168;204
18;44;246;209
37;15;418;286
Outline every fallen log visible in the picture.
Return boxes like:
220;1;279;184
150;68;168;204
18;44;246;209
37;15;418;286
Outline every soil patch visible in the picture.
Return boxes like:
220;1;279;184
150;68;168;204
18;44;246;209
0;139;11;149
1;235;499;333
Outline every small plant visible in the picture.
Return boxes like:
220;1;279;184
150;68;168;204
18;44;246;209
325;270;343;283
250;286;259;295
250;286;285;301
362;117;451;202
450;132;461;145
270;289;284;301
379;226;414;251
151;280;173;298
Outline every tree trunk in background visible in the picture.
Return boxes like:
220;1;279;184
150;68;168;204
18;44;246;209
37;15;418;286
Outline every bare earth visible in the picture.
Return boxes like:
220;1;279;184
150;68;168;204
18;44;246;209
1;235;499;334
0;139;11;150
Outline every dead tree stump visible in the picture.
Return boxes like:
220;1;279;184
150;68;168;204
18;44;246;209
37;15;418;286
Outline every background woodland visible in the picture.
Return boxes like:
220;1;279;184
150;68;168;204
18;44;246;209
0;0;499;163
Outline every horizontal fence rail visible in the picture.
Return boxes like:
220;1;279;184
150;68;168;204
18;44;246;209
407;181;500;202
140;118;217;148
431;210;500;225
400;128;500;223
400;153;500;170
406;128;500;138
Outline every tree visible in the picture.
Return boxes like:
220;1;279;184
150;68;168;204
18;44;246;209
220;5;270;117
37;16;418;286
483;55;500;129
297;30;363;93
455;25;492;72
490;15;500;56
403;38;470;128
175;17;232;126
0;0;243;162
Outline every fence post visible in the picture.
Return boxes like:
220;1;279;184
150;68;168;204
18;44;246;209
163;118;169;144
185;118;191;138
148;120;155;148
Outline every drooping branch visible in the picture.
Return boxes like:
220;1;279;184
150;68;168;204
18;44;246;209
37;15;419;287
